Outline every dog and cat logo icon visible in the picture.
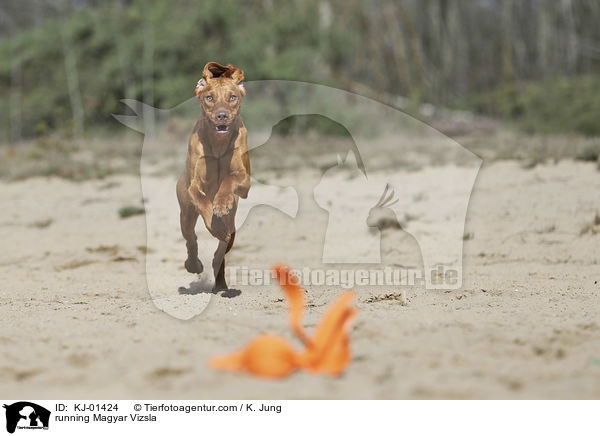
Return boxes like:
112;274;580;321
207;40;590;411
3;402;50;433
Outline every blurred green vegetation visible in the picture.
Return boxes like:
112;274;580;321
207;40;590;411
1;0;599;142
465;76;600;136
118;205;145;219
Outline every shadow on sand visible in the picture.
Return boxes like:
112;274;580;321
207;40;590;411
178;279;241;298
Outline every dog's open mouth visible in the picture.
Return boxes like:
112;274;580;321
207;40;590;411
215;124;230;133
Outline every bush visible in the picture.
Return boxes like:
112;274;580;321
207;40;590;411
465;76;600;136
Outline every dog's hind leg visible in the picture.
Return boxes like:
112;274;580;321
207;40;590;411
180;207;204;274
213;231;235;291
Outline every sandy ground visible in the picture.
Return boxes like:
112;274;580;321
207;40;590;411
1;159;600;399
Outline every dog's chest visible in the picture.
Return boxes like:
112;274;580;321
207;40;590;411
192;149;234;199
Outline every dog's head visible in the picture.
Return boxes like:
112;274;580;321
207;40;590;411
195;62;245;134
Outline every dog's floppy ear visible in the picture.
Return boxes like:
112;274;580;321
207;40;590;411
195;78;207;97
226;64;246;96
196;62;246;96
195;62;222;97
237;81;246;95
203;62;229;79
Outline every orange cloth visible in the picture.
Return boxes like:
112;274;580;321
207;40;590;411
210;264;357;378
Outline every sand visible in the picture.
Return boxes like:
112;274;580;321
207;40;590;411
1;159;600;399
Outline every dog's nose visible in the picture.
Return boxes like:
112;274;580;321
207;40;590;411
216;110;229;122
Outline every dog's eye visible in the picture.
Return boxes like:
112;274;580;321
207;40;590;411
205;95;214;102
229;95;237;101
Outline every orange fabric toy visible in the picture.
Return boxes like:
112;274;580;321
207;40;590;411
209;264;357;378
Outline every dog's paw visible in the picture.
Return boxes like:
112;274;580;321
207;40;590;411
184;257;204;274
213;192;234;217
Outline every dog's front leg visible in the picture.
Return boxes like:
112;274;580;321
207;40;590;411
233;149;251;199
190;182;231;242
212;177;236;218
234;171;251;199
214;149;250;217
188;180;214;232
214;165;250;217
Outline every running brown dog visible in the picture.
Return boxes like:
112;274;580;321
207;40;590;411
176;62;250;290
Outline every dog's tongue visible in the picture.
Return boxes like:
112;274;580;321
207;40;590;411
216;125;229;133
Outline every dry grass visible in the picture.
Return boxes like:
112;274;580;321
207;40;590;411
1;119;599;182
